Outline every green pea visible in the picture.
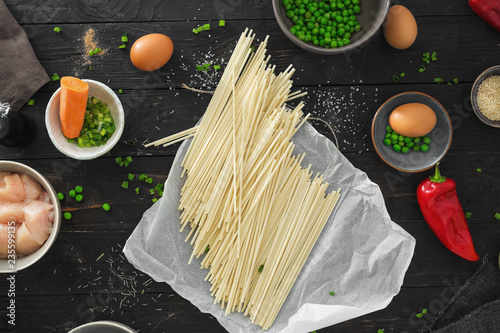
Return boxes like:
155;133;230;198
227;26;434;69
313;39;319;45
69;189;76;198
421;144;429;152
398;135;404;142
354;24;361;32
63;212;72;220
413;145;420;151
402;147;409;154
407;142;414;148
414;138;421;144
287;10;294;18
391;133;398;141
404;137;412;143
330;40;338;48
353;5;361;14
393;144;401;152
342;38;350;45
383;138;391;146
392;139;397;144
337;28;345;36
335;15;343;23
386;125;392;132
337;40;344;47
423;137;431;144
398;141;405;147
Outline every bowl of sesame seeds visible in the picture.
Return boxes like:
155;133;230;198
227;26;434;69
471;65;500;127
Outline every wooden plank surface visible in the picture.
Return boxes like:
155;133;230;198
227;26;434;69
1;0;499;332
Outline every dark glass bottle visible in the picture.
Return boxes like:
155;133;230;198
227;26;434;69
0;103;36;147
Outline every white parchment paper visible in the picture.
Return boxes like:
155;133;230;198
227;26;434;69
124;122;416;333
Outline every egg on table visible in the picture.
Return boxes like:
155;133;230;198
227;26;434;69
389;103;437;137
130;33;174;71
383;5;418;50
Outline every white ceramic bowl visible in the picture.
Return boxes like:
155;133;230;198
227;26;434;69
0;161;61;273
69;321;136;333
45;79;125;160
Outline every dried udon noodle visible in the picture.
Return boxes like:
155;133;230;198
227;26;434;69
148;29;341;330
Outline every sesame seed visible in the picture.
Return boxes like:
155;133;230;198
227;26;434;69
477;75;500;121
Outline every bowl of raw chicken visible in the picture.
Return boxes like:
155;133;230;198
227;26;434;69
0;161;61;272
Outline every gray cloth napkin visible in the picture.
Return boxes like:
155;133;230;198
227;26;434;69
0;0;49;111
428;260;500;333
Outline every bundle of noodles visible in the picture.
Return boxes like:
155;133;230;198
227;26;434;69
148;29;341;330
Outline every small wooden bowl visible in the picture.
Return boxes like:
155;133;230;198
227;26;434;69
471;65;500;128
371;92;452;173
69;321;136;333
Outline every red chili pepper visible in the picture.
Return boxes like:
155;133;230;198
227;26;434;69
417;163;479;261
469;0;500;32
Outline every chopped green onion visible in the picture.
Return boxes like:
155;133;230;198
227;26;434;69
421;308;427;314
400;72;405;78
416;313;423;318
139;174;147;181
149;189;155;195
69;190;76;198
128;173;135;181
495;213;500;220
258;265;264;273
431;51;437;61
205;246;210;253
135;187;140;195
89;65;93;70
377;330;384;333
121;181;129;189
54;26;61;33
75;194;83;202
57;193;64;200
192;28;199;34
118;44;126;49
465;212;472;219
329;291;335;296
152;198;158;203
27;99;35;106
75;185;83;193
250;46;255;52
63;212;72;220
102;203;111;211
119;89;123;94
126;139;135;146
434;77;444;84
417;65;426;73
203;23;210;31
219;20;226;27
392;75;400;82
121;33;128;42
447;82;453;86
476;168;482;173
214;65;221;70
453;78;459;84
126;156;133;162
52;73;60;81
147;177;153;184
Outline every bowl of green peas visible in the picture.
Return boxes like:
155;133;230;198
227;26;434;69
273;0;390;54
371;92;453;173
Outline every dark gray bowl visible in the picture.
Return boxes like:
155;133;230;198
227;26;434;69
372;92;452;173
471;65;500;127
272;0;390;55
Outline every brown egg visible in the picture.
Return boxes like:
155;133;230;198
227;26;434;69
130;33;174;71
383;5;418;50
389;103;437;137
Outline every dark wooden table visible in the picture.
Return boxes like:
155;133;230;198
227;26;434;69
1;0;499;332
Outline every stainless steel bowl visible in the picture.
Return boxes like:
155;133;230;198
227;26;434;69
69;321;136;333
0;161;61;272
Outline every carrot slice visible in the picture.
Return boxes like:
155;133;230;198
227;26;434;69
59;77;89;139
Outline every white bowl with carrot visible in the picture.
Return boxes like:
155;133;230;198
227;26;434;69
45;78;124;160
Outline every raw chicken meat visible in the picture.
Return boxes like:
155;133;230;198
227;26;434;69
20;174;42;199
16;223;43;256
0;173;25;202
0;224;11;258
0;172;54;257
23;200;53;245
0;202;25;224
